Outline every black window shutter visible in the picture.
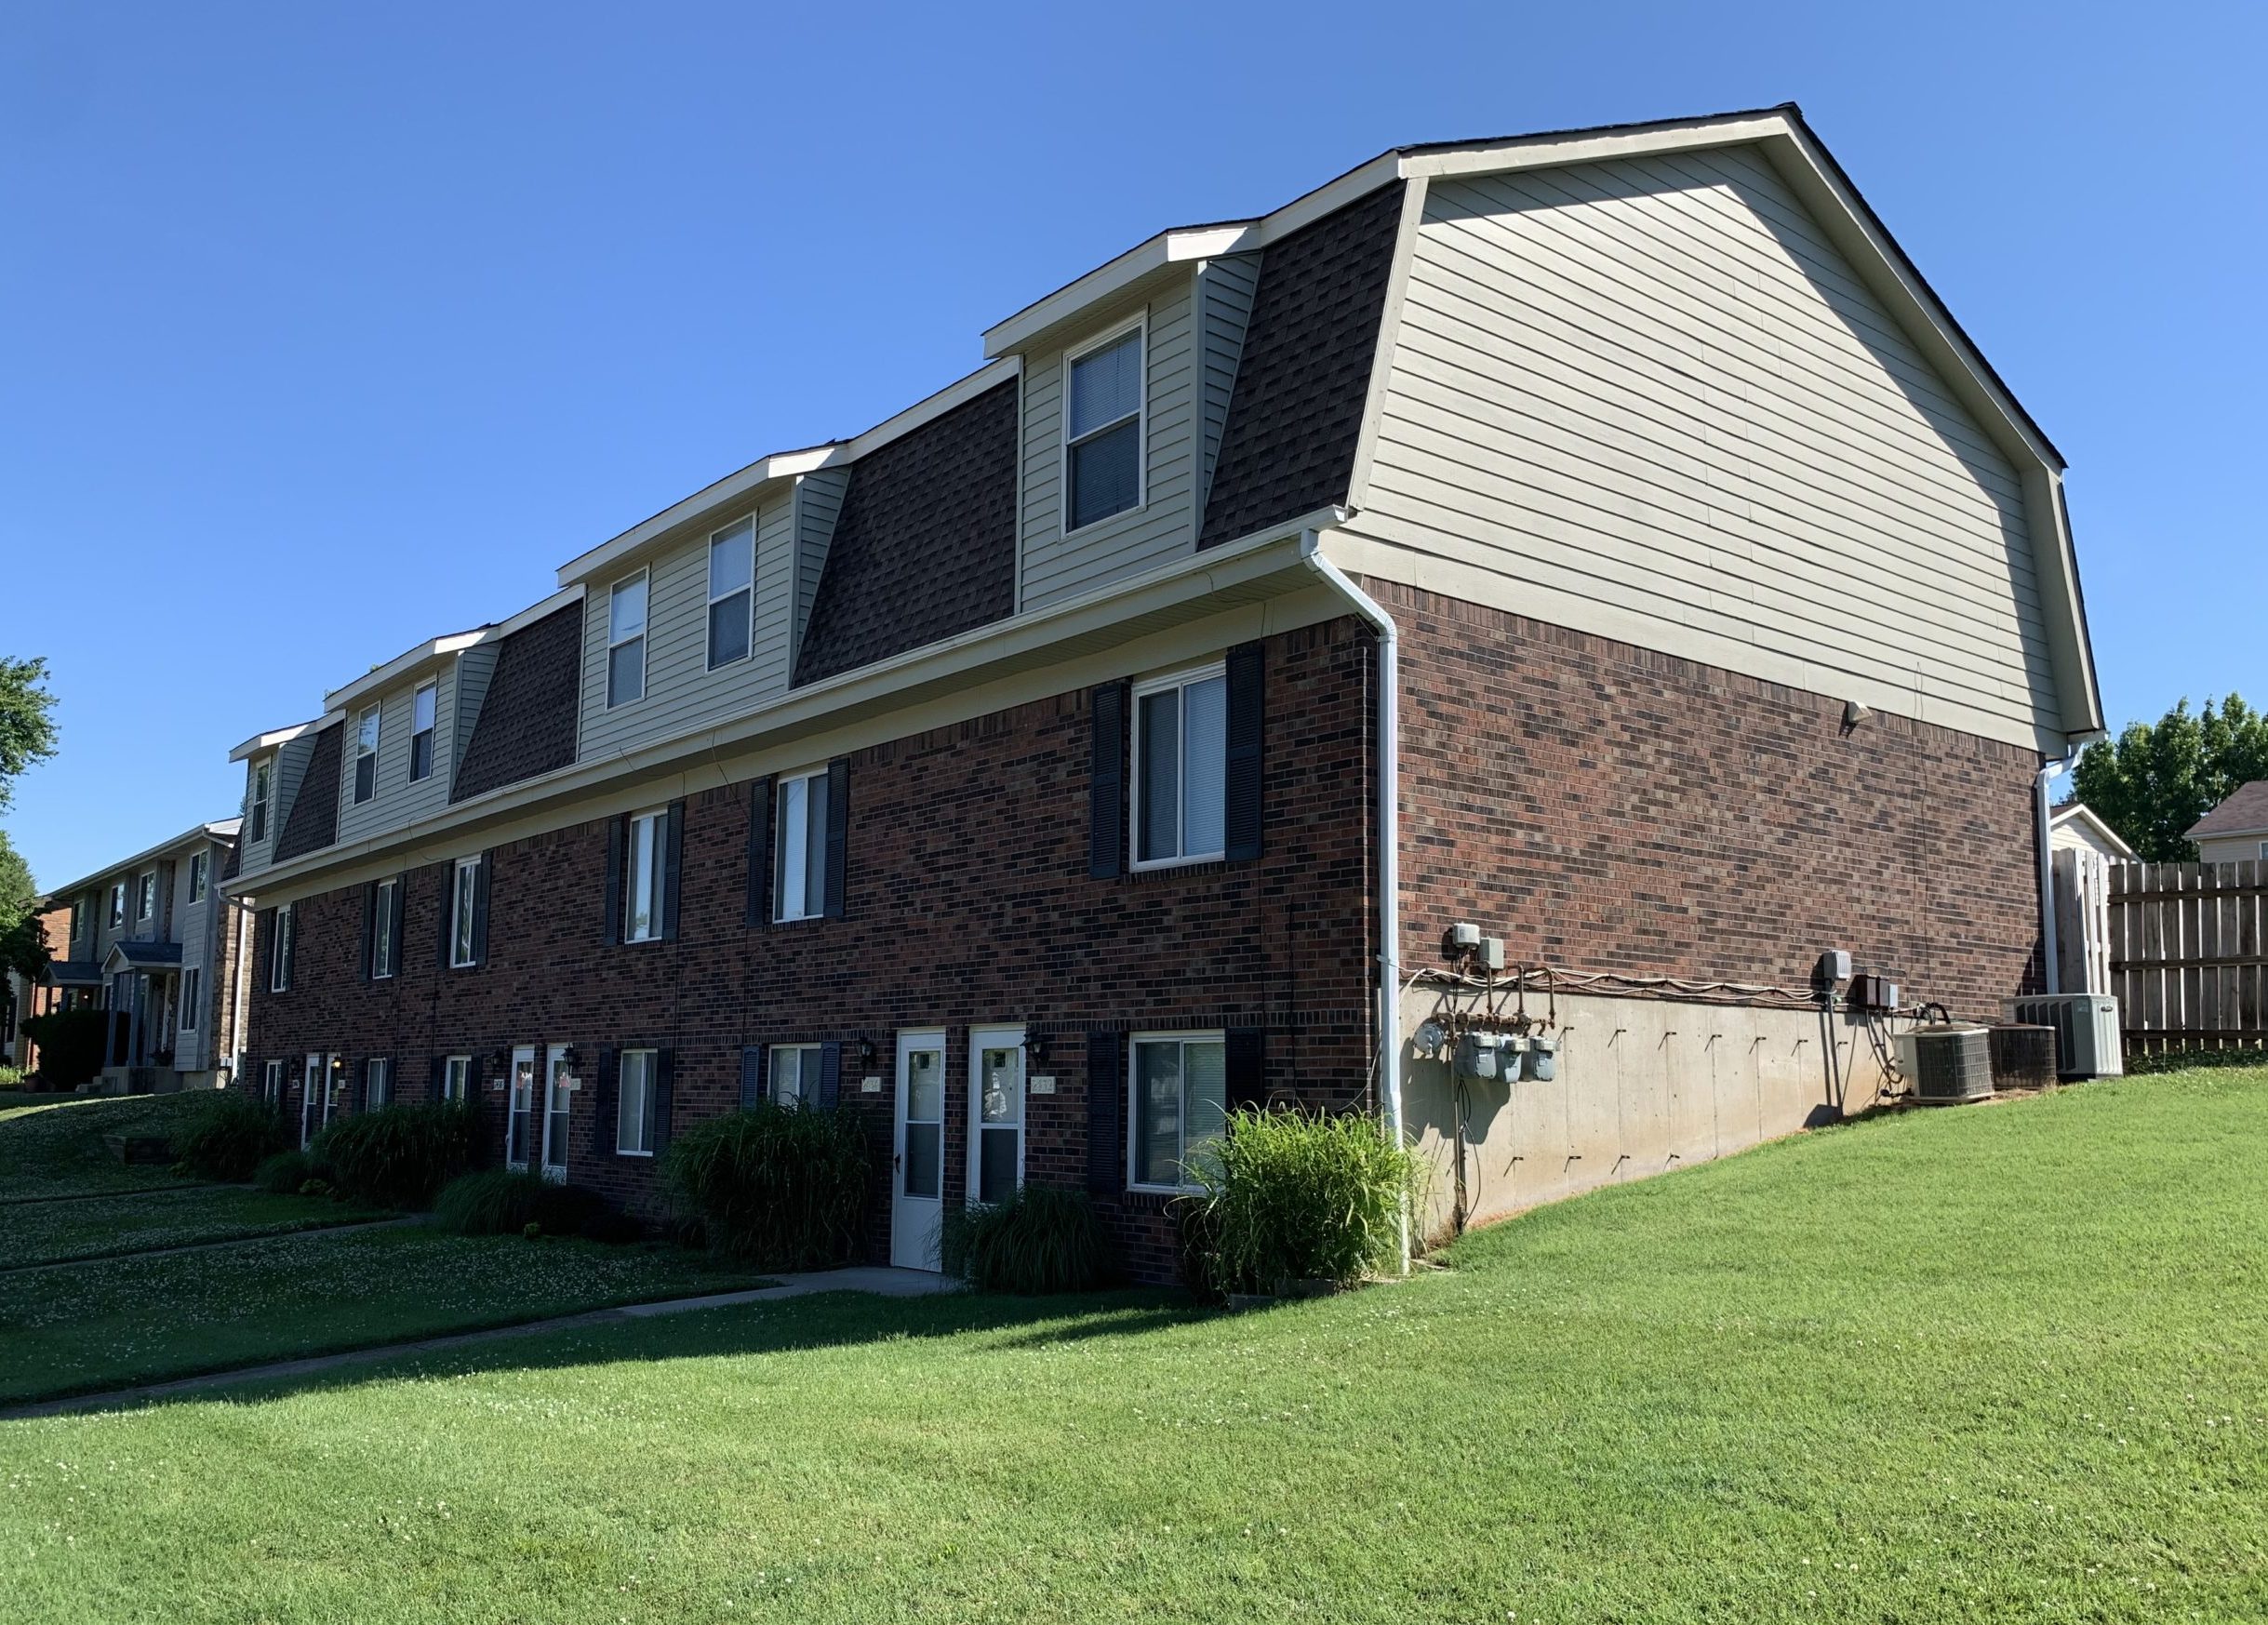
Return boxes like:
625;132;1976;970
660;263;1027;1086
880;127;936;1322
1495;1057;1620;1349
1224;641;1264;862
743;779;773;927
655;1048;674;1148
660;800;685;940
1088;682;1127;880
740;1045;766;1109
817;1041;842;1110
389;874;407;968
358;883;375;981
601;815;624;946
428;1054;444;1100
469;1053;486;1093
257;909;274;989
1086;1029;1125;1193
823;759;848;921
594;1047;617;1155
471;853;491;966
1226;1027;1267;1113
434;863;455;969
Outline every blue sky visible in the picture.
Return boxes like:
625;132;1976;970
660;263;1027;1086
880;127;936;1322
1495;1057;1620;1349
3;0;2261;890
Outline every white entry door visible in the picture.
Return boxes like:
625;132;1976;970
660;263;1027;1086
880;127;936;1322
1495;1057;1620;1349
505;1045;536;1170
539;1044;573;1183
891;1031;946;1270
300;1053;324;1147
969;1027;1026;1205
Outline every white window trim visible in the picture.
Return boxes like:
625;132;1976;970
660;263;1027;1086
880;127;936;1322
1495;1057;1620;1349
1128;660;1229;872
967;1026;1027;1205
622;807;667;944
769;1042;822;1106
179;966;201;1032
616;1047;660;1156
249;758;273;843
449;857;481;969
189;852;207;904
263;1058;285;1102
705;517;756;672
444;1054;473;1103
354;704;381;804
372;877;398;978
1059;312;1148;538
772;767;830;923
270;903;294;993
137;870;156;922
365;1056;391;1109
1127;1029;1226;1194
607;567;650;710
409;679;438;782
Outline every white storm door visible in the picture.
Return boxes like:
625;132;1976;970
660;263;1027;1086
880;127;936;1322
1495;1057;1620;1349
891;1031;946;1271
540;1044;573;1183
300;1053;323;1147
506;1045;536;1170
968;1027;1026;1206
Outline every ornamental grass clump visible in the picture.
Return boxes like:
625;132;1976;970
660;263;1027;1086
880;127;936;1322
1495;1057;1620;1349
432;1168;608;1238
941;1183;1109;1294
661;1103;869;1270
171;1092;292;1181
253;1149;328;1196
312;1102;480;1209
1187;1107;1416;1299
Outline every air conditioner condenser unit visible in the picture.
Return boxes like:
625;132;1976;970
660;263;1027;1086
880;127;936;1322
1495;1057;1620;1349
2008;994;2123;1079
1895;1026;1994;1104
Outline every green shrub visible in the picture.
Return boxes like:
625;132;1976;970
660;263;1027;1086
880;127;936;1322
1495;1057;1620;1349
17;1009;116;1087
432;1169;607;1238
2128;1046;2268;1076
171;1092;291;1181
253;1149;327;1195
0;1064;25;1090
661;1104;870;1270
941;1183;1109;1294
1186;1108;1416;1297
312;1102;479;1209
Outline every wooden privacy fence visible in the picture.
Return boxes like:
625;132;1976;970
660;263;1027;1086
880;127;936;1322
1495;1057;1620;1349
2108;859;2268;1056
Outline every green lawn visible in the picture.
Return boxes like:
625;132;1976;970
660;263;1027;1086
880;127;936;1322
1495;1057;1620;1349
0;1225;774;1405
3;1070;2264;1623
0;1092;210;1201
0;1183;389;1270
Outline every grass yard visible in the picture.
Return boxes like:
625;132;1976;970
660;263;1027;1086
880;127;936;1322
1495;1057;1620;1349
4;1070;2264;1623
0;1183;389;1271
0;1225;775;1405
0;1092;210;1202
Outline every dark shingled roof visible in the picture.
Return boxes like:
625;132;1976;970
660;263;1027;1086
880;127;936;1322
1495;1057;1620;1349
452;602;584;802
1198;180;1405;548
793;378;1020;687
105;940;183;970
2189;780;2268;839
274;722;342;861
41;960;103;988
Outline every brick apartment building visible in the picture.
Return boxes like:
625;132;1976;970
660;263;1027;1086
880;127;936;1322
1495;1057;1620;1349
228;107;2103;1277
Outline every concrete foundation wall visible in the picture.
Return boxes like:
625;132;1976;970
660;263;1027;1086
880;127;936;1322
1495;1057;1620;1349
1401;983;1893;1243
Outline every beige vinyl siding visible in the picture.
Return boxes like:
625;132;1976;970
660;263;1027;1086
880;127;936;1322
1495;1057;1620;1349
2199;835;2268;867
1355;151;2061;752
1194;253;1261;514
1017;276;1200;612
172;846;213;1071
577;487;799;762
793;468;848;658
335;665;458;846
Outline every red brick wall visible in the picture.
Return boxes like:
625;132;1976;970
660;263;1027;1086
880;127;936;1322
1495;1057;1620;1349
248;619;1379;1281
1383;581;2046;1017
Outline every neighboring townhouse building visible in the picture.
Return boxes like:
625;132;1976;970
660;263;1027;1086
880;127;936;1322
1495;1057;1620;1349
2187;781;2268;866
228;106;2102;1276
36;820;250;1091
3;903;73;1073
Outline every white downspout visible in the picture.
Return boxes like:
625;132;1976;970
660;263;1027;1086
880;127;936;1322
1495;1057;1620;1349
2037;749;2080;996
1297;524;1406;1270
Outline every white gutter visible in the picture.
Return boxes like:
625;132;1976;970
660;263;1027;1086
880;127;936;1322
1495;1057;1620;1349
1296;522;1407;1271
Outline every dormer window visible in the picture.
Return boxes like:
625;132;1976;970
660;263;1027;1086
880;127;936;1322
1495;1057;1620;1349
707;518;754;670
409;680;437;782
607;571;648;708
354;705;380;804
248;758;273;844
1064;322;1144;531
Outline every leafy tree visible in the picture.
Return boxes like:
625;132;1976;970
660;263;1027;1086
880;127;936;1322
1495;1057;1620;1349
0;831;47;986
0;655;59;811
2072;694;2268;860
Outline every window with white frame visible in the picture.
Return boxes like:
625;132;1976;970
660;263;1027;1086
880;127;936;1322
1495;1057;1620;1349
409;680;437;782
180;966;201;1032
707;518;754;669
365;1056;391;1110
371;877;398;978
270;903;295;992
109;882;126;928
2259;840;2268;862
136;870;156;922
607;571;648;707
1064;323;1143;531
621;808;667;942
354;705;380;804
1132;666;1228;868
769;1043;821;1106
1129;1032;1226;1192
617;1048;659;1154
189;851;208;904
450;857;481;968
72;899;88;948
773;770;831;921
248;758;273;843
262;1058;285;1103
442;1054;473;1102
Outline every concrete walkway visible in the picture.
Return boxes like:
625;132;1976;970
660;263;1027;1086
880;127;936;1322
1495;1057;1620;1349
2;1266;957;1420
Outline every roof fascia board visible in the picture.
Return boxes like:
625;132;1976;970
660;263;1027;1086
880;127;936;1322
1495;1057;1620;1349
229;720;322;763
1394;113;1791;181
489;582;585;640
324;632;489;713
228;506;1347;901
43;819;242;904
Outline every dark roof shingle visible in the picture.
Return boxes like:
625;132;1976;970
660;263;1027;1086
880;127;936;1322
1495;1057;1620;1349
2190;780;2268;840
273;723;342;861
452;603;584;802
